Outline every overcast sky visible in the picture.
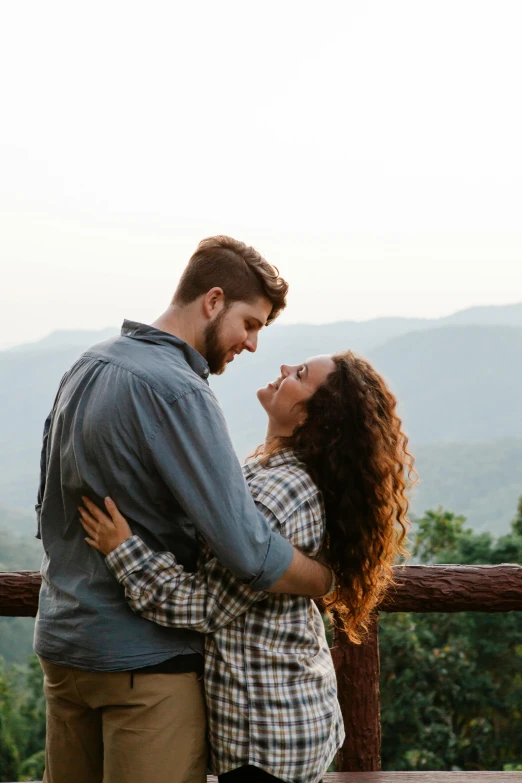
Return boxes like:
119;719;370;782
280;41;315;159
1;0;521;347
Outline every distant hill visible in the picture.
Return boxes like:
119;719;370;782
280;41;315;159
4;300;522;356
412;437;522;534
367;325;522;446
0;505;36;539
442;301;522;327
0;345;96;509
1;302;522;535
0;523;41;570
6;327;118;354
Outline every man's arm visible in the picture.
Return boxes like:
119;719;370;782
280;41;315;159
146;386;330;595
267;546;332;596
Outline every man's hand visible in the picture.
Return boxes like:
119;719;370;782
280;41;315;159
266;547;334;597
79;496;133;556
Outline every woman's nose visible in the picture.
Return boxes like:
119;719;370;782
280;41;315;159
280;364;290;377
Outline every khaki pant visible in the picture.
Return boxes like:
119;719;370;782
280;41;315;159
40;657;207;783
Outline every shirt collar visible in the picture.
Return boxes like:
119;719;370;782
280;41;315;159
121;320;210;380
244;447;301;473
265;447;301;468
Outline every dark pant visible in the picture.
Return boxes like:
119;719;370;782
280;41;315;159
218;766;285;782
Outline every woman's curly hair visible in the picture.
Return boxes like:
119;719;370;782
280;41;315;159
262;350;416;643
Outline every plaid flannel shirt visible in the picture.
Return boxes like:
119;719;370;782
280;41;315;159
106;448;345;782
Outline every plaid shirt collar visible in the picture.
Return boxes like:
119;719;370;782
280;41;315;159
243;446;302;475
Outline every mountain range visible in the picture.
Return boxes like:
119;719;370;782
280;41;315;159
8;300;522;356
1;301;522;534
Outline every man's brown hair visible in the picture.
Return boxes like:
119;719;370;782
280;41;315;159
173;236;288;325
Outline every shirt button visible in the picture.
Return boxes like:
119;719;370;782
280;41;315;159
202;368;209;378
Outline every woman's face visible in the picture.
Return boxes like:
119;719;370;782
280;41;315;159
257;355;336;436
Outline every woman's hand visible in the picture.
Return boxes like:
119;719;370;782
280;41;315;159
79;496;133;556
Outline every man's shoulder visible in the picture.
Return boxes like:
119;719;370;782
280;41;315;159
80;335;210;406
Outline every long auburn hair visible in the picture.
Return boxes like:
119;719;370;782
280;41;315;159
259;350;416;644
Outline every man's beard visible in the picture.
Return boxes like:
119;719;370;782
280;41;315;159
203;309;229;375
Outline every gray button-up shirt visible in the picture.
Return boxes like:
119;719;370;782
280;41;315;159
34;320;293;671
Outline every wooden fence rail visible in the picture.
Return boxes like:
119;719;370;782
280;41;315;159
3;564;521;617
9;773;522;782
8;773;522;782
2;564;522;773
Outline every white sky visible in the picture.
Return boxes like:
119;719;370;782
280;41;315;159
1;0;521;347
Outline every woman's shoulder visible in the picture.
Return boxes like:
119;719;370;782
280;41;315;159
243;449;322;522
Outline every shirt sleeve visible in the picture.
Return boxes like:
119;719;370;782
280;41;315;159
145;386;294;590
35;412;52;540
106;534;267;633
35;371;70;540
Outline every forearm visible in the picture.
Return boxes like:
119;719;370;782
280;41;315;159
106;535;264;632
265;546;333;597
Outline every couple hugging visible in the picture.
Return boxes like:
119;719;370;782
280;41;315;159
36;235;414;783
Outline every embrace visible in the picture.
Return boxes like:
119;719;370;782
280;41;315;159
36;236;415;783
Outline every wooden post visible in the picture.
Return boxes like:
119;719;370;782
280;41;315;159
331;616;381;772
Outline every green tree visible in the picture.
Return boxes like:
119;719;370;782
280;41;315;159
0;661;21;781
0;656;45;781
512;495;522;537
380;498;522;771
412;508;469;563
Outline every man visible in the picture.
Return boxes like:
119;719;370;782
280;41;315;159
36;235;332;783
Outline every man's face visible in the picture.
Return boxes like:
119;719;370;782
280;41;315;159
204;297;272;375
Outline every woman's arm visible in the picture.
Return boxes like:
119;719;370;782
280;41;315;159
109;536;267;632
79;497;267;633
79;481;330;633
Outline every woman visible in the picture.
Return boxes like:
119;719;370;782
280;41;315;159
80;351;415;783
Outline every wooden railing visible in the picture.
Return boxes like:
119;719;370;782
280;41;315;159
1;564;522;774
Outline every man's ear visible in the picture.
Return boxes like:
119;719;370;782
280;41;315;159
202;288;226;320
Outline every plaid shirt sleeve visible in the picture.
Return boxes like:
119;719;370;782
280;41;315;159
105;533;268;633
105;483;323;633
